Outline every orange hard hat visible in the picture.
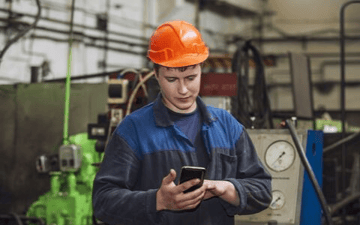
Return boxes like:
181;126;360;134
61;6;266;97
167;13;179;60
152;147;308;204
147;20;209;68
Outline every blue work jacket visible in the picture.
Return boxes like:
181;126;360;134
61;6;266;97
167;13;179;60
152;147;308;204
92;94;272;225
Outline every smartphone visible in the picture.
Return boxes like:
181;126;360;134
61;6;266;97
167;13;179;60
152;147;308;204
179;166;206;193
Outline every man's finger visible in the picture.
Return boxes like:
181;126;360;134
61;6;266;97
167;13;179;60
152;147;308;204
163;169;177;185
203;180;216;190
179;178;201;192
180;191;205;209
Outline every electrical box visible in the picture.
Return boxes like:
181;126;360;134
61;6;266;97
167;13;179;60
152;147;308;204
110;108;123;127
235;129;308;225
36;155;50;173
108;79;129;104
59;144;82;172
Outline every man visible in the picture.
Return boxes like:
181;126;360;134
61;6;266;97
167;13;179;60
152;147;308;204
93;20;272;225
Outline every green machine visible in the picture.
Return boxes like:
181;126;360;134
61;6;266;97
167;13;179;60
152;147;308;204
26;4;104;223
27;133;103;225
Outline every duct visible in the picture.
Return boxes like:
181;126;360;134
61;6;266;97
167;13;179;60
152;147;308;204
28;35;146;56
0;18;148;48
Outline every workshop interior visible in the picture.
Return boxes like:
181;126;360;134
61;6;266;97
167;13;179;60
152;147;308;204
0;0;360;224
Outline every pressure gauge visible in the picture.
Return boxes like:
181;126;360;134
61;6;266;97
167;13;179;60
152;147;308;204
265;140;295;172
270;190;286;210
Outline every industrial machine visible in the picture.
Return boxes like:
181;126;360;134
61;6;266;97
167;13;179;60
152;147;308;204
235;128;324;225
23;68;153;225
27;133;101;225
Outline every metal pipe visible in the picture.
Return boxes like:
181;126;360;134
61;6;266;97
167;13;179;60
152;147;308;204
285;120;333;225
340;2;360;212
0;8;149;41
228;35;360;44
67;172;77;195
26;35;146;56
331;192;360;215
0;215;45;225
264;52;360;58
50;171;61;195
103;0;110;75
0;18;148;48
63;0;76;145
44;68;139;82
323;132;360;154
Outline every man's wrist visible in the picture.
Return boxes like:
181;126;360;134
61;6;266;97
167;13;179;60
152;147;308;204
156;189;164;211
219;181;240;206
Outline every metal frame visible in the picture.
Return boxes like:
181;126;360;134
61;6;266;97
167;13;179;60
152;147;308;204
339;0;360;206
288;52;315;128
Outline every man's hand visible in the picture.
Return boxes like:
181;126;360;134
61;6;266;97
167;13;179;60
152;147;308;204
203;180;240;206
156;169;207;211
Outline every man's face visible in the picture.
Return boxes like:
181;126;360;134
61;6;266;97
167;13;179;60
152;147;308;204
155;64;201;114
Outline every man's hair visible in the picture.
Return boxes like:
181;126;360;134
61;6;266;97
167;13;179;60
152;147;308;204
153;63;203;76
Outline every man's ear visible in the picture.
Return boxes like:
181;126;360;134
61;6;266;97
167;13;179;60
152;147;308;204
154;69;159;81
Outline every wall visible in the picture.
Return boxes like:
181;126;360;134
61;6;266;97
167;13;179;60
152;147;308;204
0;0;256;85
0;0;148;84
261;0;360;113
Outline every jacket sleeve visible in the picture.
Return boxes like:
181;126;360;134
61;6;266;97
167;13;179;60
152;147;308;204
221;128;272;216
92;133;162;225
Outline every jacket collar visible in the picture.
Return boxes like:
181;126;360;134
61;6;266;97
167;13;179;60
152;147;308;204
153;93;217;127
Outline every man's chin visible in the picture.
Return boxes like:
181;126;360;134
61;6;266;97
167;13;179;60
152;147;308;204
173;102;196;113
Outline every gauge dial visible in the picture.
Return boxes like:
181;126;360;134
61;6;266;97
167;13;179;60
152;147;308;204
265;141;295;172
270;190;286;210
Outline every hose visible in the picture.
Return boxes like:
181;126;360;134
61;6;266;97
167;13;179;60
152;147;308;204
120;68;148;98
0;0;41;65
126;71;154;116
285;120;333;225
231;40;273;129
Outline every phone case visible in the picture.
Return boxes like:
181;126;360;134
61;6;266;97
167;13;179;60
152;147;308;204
179;166;206;193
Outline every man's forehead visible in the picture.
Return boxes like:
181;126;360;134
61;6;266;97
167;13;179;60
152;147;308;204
159;65;200;76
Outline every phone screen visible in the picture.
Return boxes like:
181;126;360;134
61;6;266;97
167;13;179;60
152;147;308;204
179;166;206;193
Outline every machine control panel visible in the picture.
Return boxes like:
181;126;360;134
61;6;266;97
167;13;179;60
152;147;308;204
59;144;82;172
235;129;307;225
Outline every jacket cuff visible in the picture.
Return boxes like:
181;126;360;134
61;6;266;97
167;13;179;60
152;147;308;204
220;178;247;216
146;189;163;223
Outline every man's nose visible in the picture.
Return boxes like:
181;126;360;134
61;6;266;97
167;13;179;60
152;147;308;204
178;81;188;94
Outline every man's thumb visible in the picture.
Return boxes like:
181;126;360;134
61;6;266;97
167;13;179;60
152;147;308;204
163;169;176;184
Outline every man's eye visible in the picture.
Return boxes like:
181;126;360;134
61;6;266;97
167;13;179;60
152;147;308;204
187;76;195;81
167;78;176;82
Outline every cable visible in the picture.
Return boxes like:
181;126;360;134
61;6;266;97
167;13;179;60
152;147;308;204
231;40;273;129
126;71;154;116
119;69;148;97
0;0;41;65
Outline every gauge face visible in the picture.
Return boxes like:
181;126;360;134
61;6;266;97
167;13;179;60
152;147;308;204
270;190;286;210
265;141;295;172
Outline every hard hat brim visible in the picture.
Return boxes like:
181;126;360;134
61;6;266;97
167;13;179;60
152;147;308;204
155;52;209;68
